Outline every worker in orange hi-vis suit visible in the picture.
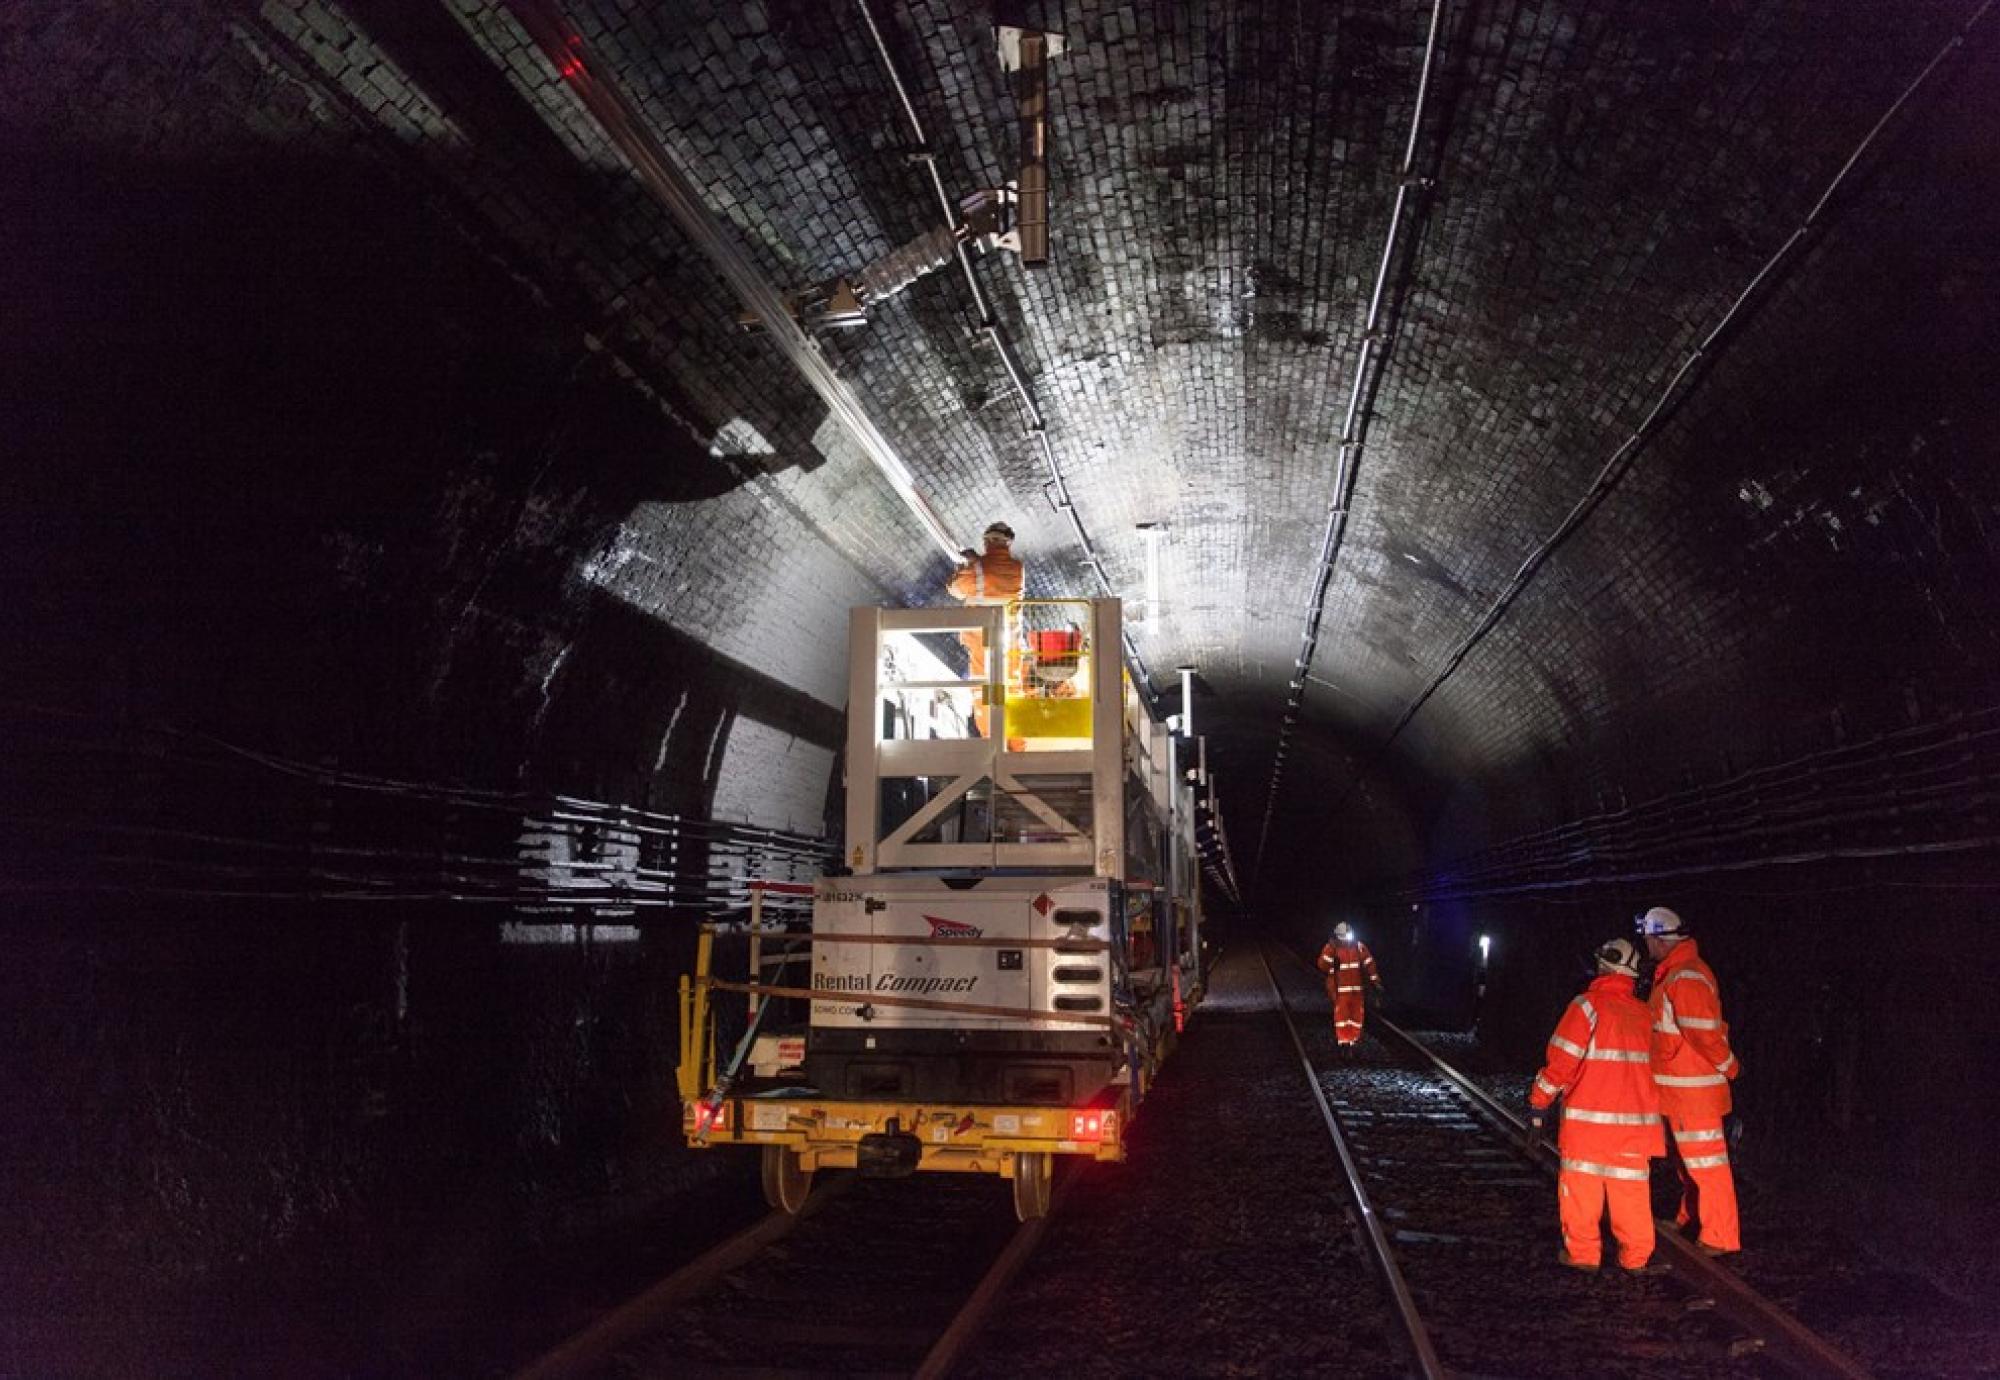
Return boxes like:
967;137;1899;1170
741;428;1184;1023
1526;938;1666;1273
1638;905;1743;1256
1315;923;1382;1053
946;522;1022;738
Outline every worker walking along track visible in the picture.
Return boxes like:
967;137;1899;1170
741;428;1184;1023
1260;946;1870;1380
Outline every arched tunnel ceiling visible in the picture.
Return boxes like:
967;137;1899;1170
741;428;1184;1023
26;0;1991;886
482;0;1996;882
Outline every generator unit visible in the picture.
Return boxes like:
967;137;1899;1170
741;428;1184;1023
679;598;1206;1220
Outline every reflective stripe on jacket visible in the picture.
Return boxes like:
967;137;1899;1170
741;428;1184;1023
1530;973;1664;1162
947;549;1023;605
1648;938;1738;1118
1317;942;1379;994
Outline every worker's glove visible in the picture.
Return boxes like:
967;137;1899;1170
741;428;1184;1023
1523;1109;1548;1154
1723;1111;1744;1152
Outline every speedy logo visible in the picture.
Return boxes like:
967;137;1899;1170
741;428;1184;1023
923;915;983;939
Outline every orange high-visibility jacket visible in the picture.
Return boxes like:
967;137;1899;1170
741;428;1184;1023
948;548;1023;605
1648;938;1739;1118
1317;941;1379;995
1531;973;1664;1168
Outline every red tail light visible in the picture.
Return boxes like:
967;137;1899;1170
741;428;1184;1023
1071;1111;1109;1142
692;1098;728;1135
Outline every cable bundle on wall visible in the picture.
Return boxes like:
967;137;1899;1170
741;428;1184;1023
1392;703;2000;903
0;699;831;916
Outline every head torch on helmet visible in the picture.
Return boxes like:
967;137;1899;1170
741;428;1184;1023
1634;905;1685;938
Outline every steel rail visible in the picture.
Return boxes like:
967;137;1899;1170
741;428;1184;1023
496;0;961;561
1256;949;1447;1380
1253;0;1449;895
511;1180;851;1380
911;1164;1079;1380
1371;1014;1873;1380
511;1164;1068;1380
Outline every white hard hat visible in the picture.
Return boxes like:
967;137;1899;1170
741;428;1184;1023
1332;922;1355;942
1595;937;1641;977
1634;906;1686;938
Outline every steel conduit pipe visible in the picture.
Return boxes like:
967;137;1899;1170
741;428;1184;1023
1253;0;1449;895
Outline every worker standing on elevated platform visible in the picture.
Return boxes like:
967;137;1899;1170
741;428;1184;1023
1639;905;1743;1257
1526;938;1665;1273
947;522;1022;738
1316;922;1382;1054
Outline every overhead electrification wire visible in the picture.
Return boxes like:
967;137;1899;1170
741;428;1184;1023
1251;0;1450;896
852;0;1154;691
1379;0;1995;749
494;0;961;561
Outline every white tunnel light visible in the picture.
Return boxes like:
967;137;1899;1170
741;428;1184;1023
1136;523;1165;625
1478;934;1492;961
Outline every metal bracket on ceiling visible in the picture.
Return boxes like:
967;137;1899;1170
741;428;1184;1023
994;25;1068;71
994;25;1064;267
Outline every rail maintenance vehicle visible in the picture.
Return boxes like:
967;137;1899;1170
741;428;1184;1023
678;597;1208;1219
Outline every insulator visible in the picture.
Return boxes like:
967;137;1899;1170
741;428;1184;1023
853;223;961;305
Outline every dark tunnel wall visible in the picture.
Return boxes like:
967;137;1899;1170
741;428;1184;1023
0;4;913;1370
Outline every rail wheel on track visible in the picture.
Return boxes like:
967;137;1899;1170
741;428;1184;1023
1011;1151;1052;1221
760;1144;813;1213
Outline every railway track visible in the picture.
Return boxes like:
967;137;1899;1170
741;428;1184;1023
513;1167;1067;1379
1260;945;1871;1380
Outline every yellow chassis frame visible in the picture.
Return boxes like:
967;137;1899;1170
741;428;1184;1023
681;1094;1131;1174
677;909;1189;1179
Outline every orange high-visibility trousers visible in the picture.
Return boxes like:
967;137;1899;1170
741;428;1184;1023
1332;988;1367;1045
1558;1159;1655;1269
1666;1113;1740;1252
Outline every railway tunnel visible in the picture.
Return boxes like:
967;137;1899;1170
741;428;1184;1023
4;0;1998;1373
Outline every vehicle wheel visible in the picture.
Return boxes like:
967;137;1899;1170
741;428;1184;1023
1011;1151;1053;1222
761;1145;813;1214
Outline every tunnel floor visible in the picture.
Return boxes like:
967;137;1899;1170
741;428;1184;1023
1412;1033;2000;1379
955;947;2000;1378
958;947;1402;1377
